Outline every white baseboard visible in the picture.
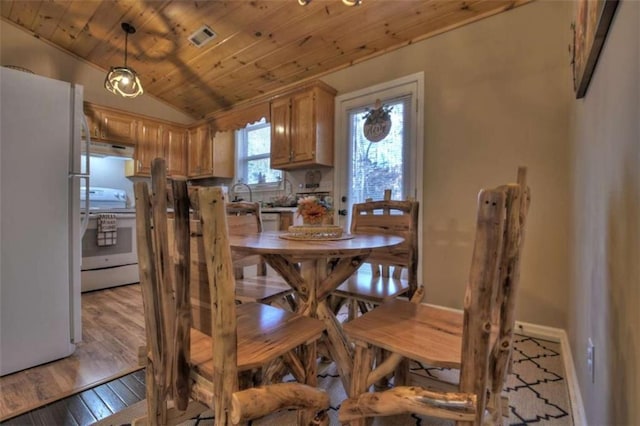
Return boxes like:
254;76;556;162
558;330;587;426
423;303;586;425
514;320;564;342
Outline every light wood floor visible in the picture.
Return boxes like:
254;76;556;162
0;284;145;422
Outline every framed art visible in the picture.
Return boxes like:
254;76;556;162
573;0;620;99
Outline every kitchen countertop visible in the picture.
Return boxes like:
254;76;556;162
261;207;297;213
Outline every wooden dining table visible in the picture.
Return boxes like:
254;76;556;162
229;230;404;390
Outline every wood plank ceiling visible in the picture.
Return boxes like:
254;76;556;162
2;0;530;119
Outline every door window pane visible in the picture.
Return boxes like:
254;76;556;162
349;97;408;203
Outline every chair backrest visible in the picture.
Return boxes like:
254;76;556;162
458;187;506;425
350;189;419;296
135;159;193;417
197;186;240;425
225;202;267;277
136;159;241;423
488;167;531;417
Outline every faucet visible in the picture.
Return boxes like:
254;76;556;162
283;178;293;195
230;182;253;202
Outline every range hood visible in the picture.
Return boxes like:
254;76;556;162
86;141;134;159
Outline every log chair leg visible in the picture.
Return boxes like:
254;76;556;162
298;341;319;425
349;343;374;426
393;357;410;387
373;348;390;391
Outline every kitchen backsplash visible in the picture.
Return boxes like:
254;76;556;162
84;155;134;207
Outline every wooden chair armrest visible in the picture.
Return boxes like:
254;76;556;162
231;383;330;424
339;386;477;422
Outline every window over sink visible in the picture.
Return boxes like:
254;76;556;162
235;118;282;187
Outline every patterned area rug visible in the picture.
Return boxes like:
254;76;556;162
180;334;573;425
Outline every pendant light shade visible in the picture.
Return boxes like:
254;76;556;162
105;23;143;98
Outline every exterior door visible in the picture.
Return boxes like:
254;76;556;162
335;73;423;230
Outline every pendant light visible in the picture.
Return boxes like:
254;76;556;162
104;22;143;98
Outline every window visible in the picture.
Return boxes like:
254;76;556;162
348;96;410;203
236;119;282;186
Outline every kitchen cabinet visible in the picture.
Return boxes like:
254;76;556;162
187;124;234;179
84;104;137;146
270;81;336;170
164;125;187;177
187;124;213;178
133;120;164;175
127;121;187;177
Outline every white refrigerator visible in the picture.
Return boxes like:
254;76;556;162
0;67;88;376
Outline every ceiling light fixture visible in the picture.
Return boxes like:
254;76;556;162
104;22;143;98
298;0;362;6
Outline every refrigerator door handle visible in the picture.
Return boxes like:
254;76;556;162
73;115;92;237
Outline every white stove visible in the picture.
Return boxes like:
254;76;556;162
80;187;139;292
81;186;129;210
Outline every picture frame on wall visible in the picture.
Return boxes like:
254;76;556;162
572;0;620;99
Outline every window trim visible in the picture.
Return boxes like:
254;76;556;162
235;119;283;191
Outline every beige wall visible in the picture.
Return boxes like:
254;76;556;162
570;2;640;424
323;1;573;328
0;19;194;125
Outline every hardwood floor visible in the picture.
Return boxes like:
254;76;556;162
1;370;146;426
0;284;145;422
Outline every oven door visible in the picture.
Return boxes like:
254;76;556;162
81;213;139;292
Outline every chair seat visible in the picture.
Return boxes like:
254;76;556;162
235;275;293;305
333;270;410;303
190;302;325;377
343;299;498;369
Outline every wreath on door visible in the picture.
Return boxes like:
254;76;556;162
363;99;392;143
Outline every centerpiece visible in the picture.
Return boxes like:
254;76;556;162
282;196;344;240
297;195;331;225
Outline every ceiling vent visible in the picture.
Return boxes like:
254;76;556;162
188;25;216;48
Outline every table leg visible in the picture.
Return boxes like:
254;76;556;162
317;301;353;391
261;255;362;392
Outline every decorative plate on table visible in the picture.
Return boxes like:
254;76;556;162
280;225;352;241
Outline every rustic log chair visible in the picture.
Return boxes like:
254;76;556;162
332;189;419;320
187;200;294;308
134;159;329;425
339;168;530;425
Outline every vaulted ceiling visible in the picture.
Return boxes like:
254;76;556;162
2;0;530;119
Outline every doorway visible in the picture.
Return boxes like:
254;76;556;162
334;72;424;228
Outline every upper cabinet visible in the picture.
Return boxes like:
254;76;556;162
128;121;187;178
187;124;234;179
270;81;336;170
134;120;164;176
84;104;137;146
187;124;213;179
164;125;187;177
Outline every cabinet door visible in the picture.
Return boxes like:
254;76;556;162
84;107;102;141
290;90;316;163
165;125;187;177
101;110;137;145
212;130;234;178
188;125;212;178
135;121;164;175
270;97;291;168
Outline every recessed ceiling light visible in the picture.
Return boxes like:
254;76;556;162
188;25;217;48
